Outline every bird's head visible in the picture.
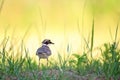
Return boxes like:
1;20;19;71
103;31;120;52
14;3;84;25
42;39;54;45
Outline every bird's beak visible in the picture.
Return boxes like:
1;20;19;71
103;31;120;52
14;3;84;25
50;42;54;44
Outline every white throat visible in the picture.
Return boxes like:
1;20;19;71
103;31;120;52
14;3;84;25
42;44;48;46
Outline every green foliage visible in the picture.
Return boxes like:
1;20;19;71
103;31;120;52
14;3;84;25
71;53;88;75
100;25;120;79
101;42;120;79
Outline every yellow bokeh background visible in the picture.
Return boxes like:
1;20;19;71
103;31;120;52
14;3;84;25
0;0;120;59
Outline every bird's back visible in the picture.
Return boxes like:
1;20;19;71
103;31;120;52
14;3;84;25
36;45;51;56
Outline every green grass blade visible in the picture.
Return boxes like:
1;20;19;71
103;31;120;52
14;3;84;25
114;23;119;42
90;19;94;59
0;0;4;14
109;27;113;41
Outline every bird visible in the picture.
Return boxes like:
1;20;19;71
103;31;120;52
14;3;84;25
36;39;54;67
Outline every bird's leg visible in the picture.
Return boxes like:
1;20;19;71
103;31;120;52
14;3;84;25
47;58;48;67
38;58;40;69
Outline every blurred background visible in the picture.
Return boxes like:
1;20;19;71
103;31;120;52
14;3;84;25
0;0;120;58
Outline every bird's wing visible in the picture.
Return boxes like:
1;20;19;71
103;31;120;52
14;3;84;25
43;46;51;55
36;47;44;54
36;45;51;55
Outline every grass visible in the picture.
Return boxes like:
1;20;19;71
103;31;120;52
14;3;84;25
0;22;120;80
0;0;120;79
